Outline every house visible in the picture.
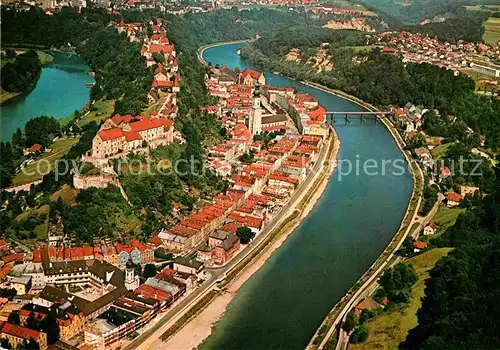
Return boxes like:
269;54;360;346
198;232;240;265
460;185;479;197
239;68;266;86
19;305;85;342
173;257;204;275
414;147;434;168
91;116;174;159
0;322;48;350
354;297;382;317
9;276;32;295
24;143;42;155
446;192;463;207
413;241;428;252
423;223;438;235
439;167;451;181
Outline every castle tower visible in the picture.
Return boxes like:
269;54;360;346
248;84;262;136
124;268;140;291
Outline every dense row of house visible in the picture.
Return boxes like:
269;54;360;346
376;31;500;77
153;65;329;266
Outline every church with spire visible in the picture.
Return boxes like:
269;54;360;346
248;84;263;136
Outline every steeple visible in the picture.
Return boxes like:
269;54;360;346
249;84;262;136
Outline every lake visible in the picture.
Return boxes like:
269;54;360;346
0;51;94;142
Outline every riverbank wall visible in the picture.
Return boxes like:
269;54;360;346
303;87;424;350
155;127;341;350
198;41;423;350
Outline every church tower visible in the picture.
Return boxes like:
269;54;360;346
248;84;262;136
124;268;140;291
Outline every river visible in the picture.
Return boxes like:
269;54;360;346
200;43;414;349
0;51;94;142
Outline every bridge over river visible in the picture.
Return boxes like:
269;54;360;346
326;110;393;124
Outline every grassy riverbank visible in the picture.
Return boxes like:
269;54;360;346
160;130;340;347
350;248;452;350
306;85;424;350
11;137;80;186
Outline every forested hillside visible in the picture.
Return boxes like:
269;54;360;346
0;7;320;243
401;179;500;348
2;6;152;116
1;50;41;93
242;35;500;153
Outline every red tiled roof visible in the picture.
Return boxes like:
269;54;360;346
71;247;84;259
149;236;162;247
98;128;124;141
123;130;142;142
413;241;428;249
111;114;135;125
0;265;13;280
149;44;175;54
2;253;22;264
83;246;94;257
27;143;42;153
135;285;173;303
219;223;238;234
242;68;262;80
33;249;42;263
0;322;43;342
130;117;173;132
447;192;463;202
308;105;326;122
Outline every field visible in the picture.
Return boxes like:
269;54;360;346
465;5;500;11
14;205;50;240
346;45;375;53
483;17;500;44
430;142;453;159
12;137;80;186
350;248;452;350
59;99;115;127
431;205;466;235
50;184;79;206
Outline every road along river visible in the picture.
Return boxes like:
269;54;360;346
195;42;414;350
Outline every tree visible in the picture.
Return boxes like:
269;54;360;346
19;338;40;350
40;310;60;345
0;142;15;188
1;50;41;93
7;311;20;325
0;338;12;349
236;226;254;244
342;311;358;332
350;325;369;343
152;52;165;64
24;116;60;148
402;184;500;349
143;264;157;279
12;128;25;148
5;48;16;59
379;263;418;303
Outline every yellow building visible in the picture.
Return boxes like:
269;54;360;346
0;322;48;350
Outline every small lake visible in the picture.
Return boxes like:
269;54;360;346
0;51;94;142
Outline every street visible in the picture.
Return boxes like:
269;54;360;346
124;132;334;350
